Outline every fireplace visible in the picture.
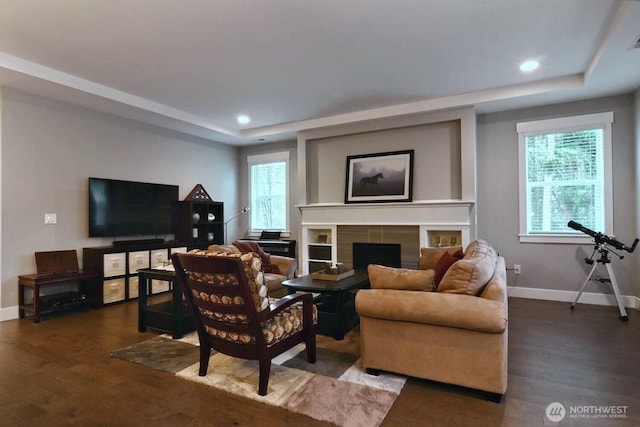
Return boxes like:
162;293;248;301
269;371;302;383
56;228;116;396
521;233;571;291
352;242;402;270
299;201;473;274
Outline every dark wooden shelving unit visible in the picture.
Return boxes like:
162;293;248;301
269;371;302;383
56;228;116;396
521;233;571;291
82;241;188;306
175;184;224;250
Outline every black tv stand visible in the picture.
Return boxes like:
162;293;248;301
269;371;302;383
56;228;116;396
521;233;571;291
113;238;165;247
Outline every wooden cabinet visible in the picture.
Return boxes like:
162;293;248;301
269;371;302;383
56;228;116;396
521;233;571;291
174;185;224;250
83;242;187;306
175;200;224;249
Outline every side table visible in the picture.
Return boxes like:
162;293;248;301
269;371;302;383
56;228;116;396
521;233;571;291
137;268;194;339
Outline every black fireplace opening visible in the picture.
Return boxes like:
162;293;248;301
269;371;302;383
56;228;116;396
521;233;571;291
352;242;402;270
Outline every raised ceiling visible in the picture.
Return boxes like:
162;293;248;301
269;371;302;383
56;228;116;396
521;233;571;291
1;0;639;145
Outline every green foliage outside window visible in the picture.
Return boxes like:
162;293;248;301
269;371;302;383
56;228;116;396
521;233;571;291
526;129;604;233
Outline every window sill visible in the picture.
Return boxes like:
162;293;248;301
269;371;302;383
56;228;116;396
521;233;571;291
518;234;596;245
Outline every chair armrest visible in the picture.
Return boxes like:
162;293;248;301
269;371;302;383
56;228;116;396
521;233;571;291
269;255;297;278
259;293;314;322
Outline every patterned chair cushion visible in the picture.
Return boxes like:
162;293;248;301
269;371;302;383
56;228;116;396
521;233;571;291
184;250;316;346
204;301;318;346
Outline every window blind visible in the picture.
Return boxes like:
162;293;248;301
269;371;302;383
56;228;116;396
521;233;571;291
250;161;287;230
525;128;604;234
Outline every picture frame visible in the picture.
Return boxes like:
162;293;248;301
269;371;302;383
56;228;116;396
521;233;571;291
317;234;328;244
344;150;414;203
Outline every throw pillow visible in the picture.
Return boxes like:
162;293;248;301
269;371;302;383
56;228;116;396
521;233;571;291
463;239;493;256
437;243;497;296
417;245;463;270
433;249;463;286
233;241;277;273
368;264;436;292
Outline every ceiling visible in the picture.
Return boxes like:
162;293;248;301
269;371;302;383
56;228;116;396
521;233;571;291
1;0;639;146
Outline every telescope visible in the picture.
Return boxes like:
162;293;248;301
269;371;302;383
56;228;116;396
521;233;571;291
568;220;637;321
567;220;638;253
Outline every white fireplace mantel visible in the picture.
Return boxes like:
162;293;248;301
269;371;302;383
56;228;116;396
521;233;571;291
298;200;475;226
298;200;476;274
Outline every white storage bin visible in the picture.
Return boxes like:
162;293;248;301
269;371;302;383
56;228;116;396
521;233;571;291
103;278;125;303
128;251;150;273
171;246;188;254
151;279;171;294
103;253;126;277
129;276;140;299
151;249;168;268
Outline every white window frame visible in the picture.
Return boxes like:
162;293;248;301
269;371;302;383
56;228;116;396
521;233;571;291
247;151;290;235
517;112;613;244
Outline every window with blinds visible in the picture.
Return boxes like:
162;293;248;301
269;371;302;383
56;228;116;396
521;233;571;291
247;151;289;232
517;112;613;243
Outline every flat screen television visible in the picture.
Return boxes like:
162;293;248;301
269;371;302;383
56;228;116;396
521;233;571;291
88;177;179;238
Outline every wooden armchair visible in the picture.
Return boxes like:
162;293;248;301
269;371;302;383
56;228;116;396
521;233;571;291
172;251;317;396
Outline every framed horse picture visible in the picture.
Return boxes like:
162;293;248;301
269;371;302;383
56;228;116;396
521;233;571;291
344;150;414;203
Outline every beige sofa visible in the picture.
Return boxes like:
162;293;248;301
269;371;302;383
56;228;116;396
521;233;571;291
355;240;508;400
207;243;297;298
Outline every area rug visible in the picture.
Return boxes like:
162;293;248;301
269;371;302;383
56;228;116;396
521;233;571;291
111;330;406;427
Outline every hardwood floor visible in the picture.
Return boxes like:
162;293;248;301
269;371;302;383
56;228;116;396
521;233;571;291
1;297;639;426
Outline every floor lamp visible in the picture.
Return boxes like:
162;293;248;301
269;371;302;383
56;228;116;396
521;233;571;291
224;207;250;244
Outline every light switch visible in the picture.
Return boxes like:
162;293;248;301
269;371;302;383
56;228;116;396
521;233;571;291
44;213;57;224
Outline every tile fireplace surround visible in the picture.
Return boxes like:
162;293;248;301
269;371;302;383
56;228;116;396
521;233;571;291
298;200;475;274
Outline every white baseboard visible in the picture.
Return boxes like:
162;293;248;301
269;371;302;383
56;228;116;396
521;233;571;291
0;306;20;322
508;286;640;310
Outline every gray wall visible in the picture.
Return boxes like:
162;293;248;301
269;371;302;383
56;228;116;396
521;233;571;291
306;121;461;203
1;88;239;314
477;94;637;296
635;88;640;297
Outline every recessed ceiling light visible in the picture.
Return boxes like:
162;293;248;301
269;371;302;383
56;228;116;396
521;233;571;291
519;59;539;72
237;114;250;124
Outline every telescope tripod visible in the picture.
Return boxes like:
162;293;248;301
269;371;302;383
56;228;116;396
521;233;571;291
571;243;628;321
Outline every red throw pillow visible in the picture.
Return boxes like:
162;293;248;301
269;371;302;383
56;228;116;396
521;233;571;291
233;241;277;273
433;251;461;286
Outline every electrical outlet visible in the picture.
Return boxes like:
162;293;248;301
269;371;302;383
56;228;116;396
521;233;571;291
44;213;57;224
514;264;521;275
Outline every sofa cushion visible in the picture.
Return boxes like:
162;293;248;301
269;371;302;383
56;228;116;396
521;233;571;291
263;272;287;293
268;255;296;278
417;246;463;271
368;264;435;292
463;239;494;256
433;249;464;286
355;289;507;333
437;241;497;296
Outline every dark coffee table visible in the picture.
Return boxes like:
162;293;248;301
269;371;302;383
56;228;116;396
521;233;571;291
282;270;369;340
